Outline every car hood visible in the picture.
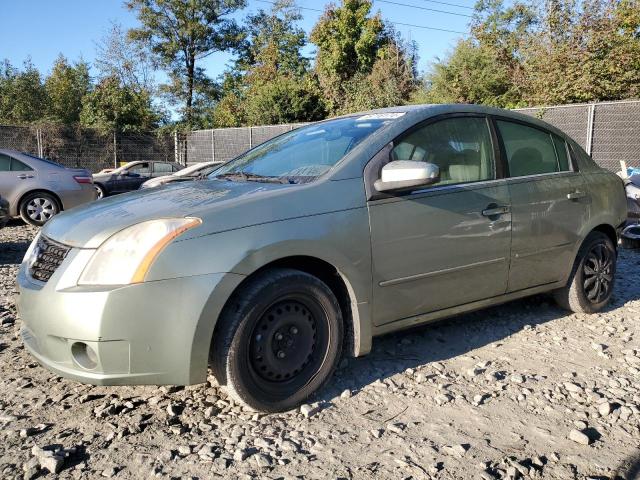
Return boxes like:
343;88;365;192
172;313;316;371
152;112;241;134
43;180;298;248
44;174;365;248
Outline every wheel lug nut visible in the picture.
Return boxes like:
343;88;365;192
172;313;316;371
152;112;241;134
290;327;298;334
275;333;283;341
255;334;262;342
277;350;285;359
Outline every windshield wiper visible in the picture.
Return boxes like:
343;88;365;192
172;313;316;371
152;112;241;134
214;171;290;184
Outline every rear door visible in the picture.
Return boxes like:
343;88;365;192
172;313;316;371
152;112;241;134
367;115;512;326
495;118;589;291
0;154;38;212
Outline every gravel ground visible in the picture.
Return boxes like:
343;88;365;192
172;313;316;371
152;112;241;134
1;221;640;480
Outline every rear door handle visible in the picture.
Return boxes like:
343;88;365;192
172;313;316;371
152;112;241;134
482;205;510;217
567;191;587;200
17;174;34;179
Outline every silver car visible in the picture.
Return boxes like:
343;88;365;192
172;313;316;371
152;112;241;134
0;149;96;226
16;105;627;412
140;161;222;189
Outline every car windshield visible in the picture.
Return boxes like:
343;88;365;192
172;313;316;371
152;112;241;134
209;115;400;184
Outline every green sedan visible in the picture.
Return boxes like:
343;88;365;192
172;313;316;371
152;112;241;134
17;104;627;412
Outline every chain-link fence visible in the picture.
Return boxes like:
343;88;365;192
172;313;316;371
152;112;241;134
1;100;639;173
177;124;308;165
515;100;640;171
0;124;176;173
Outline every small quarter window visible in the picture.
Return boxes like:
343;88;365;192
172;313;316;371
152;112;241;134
390;117;495;187
11;159;33;171
154;163;174;174
552;135;570;171
497;121;565;177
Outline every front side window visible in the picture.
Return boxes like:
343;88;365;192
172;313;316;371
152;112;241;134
211;115;398;183
390;117;495;187
497;121;569;177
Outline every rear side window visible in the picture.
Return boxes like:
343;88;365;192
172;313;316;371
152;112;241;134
391;117;495;187
0;154;10;171
154;163;174;174
497;121;569;177
11;159;33;171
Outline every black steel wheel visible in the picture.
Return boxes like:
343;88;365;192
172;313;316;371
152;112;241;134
554;231;617;313
211;268;343;412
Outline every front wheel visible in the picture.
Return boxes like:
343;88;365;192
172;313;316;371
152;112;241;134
211;269;343;412
94;184;106;199
553;231;616;313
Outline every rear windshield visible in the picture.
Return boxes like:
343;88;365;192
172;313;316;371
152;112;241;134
22;153;63;167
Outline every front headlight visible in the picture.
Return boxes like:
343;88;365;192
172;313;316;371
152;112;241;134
78;218;201;286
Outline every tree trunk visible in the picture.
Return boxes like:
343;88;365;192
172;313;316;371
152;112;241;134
186;56;195;127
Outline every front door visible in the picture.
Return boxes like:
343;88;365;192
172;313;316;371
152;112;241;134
368;116;512;326
494;119;589;291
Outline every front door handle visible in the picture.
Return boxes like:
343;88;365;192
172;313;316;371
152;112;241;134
17;174;34;180
482;205;510;217
567;190;587;200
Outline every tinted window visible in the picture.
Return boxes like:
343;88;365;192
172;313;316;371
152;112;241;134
552;135;570;171
11;159;33;171
128;163;151;177
498;121;564;177
390;117;494;186
154;163;174;174
0;154;10;171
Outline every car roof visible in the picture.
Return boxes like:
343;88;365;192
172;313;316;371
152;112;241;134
0;149;63;169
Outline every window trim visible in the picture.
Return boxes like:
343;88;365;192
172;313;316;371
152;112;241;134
489;115;578;179
365;113;500;202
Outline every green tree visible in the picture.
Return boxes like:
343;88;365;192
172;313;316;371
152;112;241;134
44;55;91;124
0;59;48;124
126;0;246;127
80;76;163;133
212;0;325;126
310;0;386;113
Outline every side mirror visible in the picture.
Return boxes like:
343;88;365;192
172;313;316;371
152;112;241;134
374;161;440;193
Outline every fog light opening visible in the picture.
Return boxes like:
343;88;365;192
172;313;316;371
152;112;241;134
71;342;98;370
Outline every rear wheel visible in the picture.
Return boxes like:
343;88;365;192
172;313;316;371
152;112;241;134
211;269;343;412
19;192;60;226
553;231;616;313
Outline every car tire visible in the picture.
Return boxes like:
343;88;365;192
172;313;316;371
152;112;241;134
211;268;343;412
94;184;106;199
553;231;616;314
19;192;60;226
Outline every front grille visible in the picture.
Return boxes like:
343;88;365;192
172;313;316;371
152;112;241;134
28;235;71;283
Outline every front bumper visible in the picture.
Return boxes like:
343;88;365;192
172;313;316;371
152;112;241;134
16;250;243;385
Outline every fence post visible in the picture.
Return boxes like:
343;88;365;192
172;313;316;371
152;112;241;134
586;103;595;155
249;127;253;149
113;132;118;168
174;131;179;164
36;128;43;157
211;129;215;163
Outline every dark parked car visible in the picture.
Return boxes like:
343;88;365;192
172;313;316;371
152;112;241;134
92;161;183;198
140;161;221;189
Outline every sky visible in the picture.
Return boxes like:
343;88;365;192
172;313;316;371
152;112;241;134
1;0;473;81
